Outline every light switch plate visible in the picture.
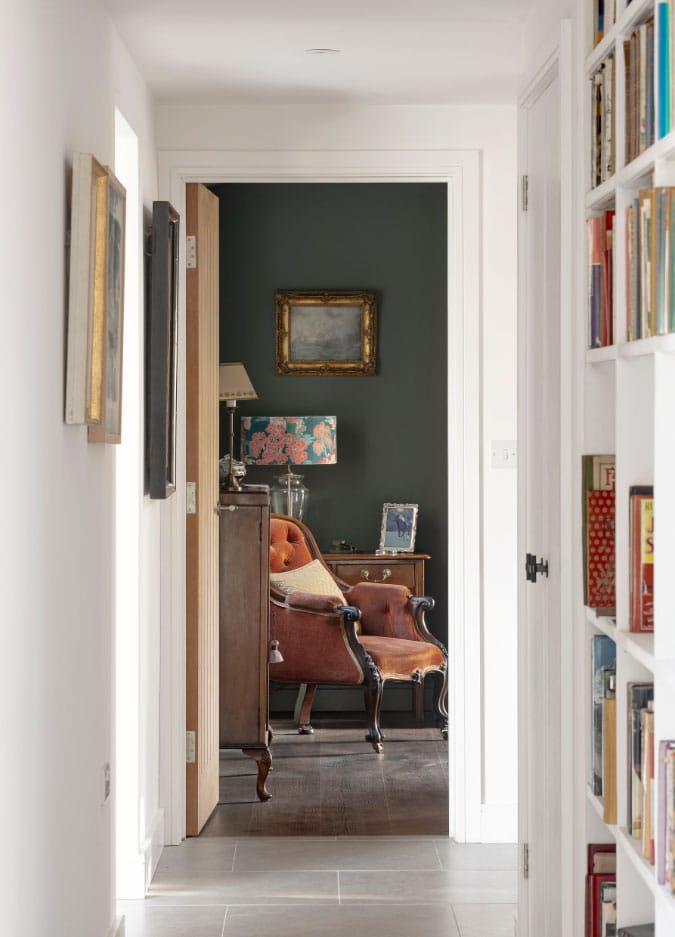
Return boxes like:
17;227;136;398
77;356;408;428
491;440;517;469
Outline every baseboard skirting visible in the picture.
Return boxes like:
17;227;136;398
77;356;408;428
117;807;165;899
108;915;125;937
479;802;518;843
143;806;165;891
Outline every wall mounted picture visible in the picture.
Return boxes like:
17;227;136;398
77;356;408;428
88;168;126;444
146;201;180;498
275;289;377;375
64;152;109;424
378;503;418;553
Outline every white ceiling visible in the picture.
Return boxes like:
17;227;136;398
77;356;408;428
106;0;533;105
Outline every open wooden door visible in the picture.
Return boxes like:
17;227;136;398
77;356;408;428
185;183;220;835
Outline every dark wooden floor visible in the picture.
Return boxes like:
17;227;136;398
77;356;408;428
203;713;449;837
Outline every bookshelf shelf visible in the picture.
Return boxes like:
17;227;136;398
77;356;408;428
586;346;618;364
579;1;674;933
621;631;656;672
587;783;619;834
586;606;618;639
617;828;659;894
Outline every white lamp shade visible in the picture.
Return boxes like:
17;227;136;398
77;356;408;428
219;362;258;402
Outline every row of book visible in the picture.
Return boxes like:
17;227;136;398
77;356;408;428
585;843;654;937
624;16;656;165
587;210;615;348
590;641;675;901
582;455;654;634
591;53;616;188
591;4;675;190
626;186;675;340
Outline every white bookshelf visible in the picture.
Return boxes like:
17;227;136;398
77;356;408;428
580;0;675;933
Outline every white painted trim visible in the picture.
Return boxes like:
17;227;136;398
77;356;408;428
557;20;577;937
157;148;482;844
107;916;125;937
142;807;165;891
480;803;519;843
517;19;574;936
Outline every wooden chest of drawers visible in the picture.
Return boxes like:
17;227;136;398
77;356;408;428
323;552;429;596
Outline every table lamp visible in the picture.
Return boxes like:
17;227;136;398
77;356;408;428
240;415;337;519
219;363;258;492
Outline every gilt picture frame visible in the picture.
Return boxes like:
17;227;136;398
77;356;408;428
64;152;109;425
275;289;377;375
88;168;126;444
378;502;418;554
146;201;180;498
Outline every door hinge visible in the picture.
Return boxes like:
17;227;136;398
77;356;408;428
186;730;196;764
523;842;529;879
186;481;197;514
525;552;549;583
522;174;529;212
186;234;197;269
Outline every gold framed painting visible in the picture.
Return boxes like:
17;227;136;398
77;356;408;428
88;168;126;444
64;153;109;424
274;290;377;376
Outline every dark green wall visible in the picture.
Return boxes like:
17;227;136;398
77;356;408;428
210;182;448;650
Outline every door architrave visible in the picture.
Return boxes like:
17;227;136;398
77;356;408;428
157;149;482;845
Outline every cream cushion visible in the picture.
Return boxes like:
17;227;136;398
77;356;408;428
270;559;346;603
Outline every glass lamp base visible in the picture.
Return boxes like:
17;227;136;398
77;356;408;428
270;472;308;520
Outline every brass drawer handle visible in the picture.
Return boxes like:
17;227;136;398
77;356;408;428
361;568;391;583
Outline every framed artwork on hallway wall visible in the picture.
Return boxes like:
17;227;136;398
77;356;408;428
145;201;180;498
88;168;126;444
64;152;109;425
274;289;377;375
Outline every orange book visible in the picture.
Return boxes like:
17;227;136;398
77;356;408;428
630;487;654;633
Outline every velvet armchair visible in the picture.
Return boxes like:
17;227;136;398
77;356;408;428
269;514;448;752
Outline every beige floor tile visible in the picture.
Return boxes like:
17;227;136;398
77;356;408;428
147;869;339;905
435;842;519;871
222;902;460;937
120;903;226;937
339;869;518;904
233;836;442;871
453;902;518;937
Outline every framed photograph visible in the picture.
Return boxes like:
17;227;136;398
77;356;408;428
378;503;418;554
88;168;126;444
65;152;109;424
275;289;377;376
146;201;180;498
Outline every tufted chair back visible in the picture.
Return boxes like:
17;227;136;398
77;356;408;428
270;515;316;574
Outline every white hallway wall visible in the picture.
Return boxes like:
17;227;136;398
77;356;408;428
0;3;160;936
157;103;518;839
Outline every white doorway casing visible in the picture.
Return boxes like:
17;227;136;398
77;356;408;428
157;146;501;845
517;20;575;936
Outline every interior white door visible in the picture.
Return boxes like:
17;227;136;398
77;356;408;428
518;61;562;937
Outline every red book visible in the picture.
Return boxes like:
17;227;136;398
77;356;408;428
586;872;616;937
586;489;616;609
630;487;654;633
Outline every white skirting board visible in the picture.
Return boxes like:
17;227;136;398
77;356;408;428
108;916;125;937
143;807;165;891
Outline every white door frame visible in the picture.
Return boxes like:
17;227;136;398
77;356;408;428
517;20;575;935
157;148;482;844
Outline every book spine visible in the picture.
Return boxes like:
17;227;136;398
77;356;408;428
659;3;672;138
630;493;655;633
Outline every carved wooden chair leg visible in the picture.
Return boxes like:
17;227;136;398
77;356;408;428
297;683;318;734
242;746;273;801
433;665;449;740
363;670;384;753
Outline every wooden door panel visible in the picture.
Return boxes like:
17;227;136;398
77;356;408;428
186;183;220;836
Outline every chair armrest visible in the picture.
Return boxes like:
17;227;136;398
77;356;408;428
269;598;365;685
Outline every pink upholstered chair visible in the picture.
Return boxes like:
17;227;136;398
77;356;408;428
269;514;448;752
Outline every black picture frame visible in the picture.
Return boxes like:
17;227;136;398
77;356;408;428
146;201;179;498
